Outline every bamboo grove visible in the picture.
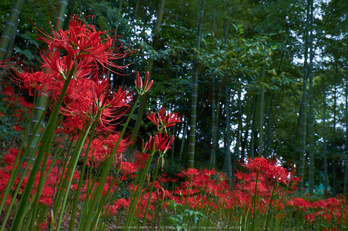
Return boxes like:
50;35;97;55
1;0;348;198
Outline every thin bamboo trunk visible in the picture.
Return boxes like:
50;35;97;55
3;20;18;60
264;94;274;157
225;86;233;188
258;65;265;157
345;67;348;196
210;1;217;169
323;91;328;194
211;91;217;167
211;102;221;168
292;103;302;168
179;121;187;162
241;96;254;161
308;0;315;196
188;0;205;168
234;91;242;163
332;81;337;195
298;0;311;192
0;0;24;92
115;0;123;34
250;96;258;159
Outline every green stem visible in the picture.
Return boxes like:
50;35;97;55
142;156;162;224
0;91;39;214
56;120;94;231
80;96;141;230
251;171;259;231
68;111;101;231
53;121;89;217
11;68;74;230
265;182;277;230
89;165;122;230
124;152;155;230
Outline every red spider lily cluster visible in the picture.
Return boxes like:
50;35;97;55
0;85;32;143
142;108;181;154
36;14;132;75
142;132;175;154
0;149;80;207
147;107;182;131
1;85;32;115
7;14;135;131
236;157;299;195
0;145;347;229
81;133;130;168
100;157;347;229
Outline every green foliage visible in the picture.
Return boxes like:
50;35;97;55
0;0;348;196
165;200;206;231
0;89;29;150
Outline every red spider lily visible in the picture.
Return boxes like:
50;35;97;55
36;14;133;74
39;222;48;231
104;198;131;216
135;71;153;95
9;71;48;96
120;162;138;176
156;187;170;200
155;133;174;153
202;169;216;176
58;116;85;134
147;108;181;130
134;153;150;169
91;78;110;109
148;181;162;190
160;108;181;128
93;86;132;128
242;157;291;185
146;112;160;129
182;168;199;177
287;197;312;211
13;126;22;131
81;133;130;168
242;157;270;172
39;50;71;78
59;77;131;130
217;172;227;181
0;149;81;209
143;132;174;153
323;228;338;231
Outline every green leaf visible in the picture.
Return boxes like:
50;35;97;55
15;46;35;60
19;33;39;47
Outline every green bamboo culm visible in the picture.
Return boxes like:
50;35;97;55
298;0;311;193
188;0;205;168
25;0;69;163
0;0;24;61
0;0;25;92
